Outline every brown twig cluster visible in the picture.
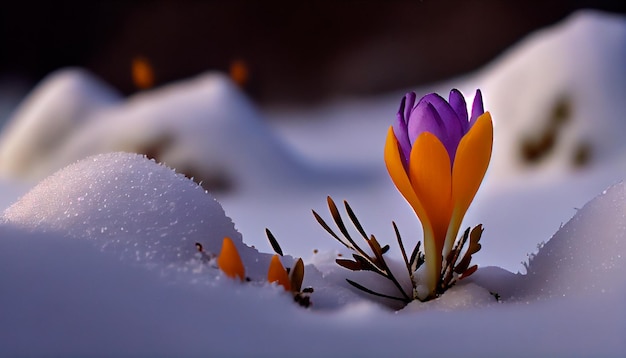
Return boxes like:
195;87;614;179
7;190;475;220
313;196;482;304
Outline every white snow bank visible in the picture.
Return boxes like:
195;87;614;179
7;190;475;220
0;69;121;178
1;174;624;356
0;152;360;306
469;180;626;302
0;226;314;357
519;181;626;299
2;152;248;268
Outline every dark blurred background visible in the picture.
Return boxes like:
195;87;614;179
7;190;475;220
0;0;624;105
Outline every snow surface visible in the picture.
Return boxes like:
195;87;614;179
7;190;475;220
2;152;245;267
0;9;625;357
1;152;361;306
1;153;624;356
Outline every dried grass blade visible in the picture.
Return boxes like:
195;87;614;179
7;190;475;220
346;279;408;302
344;200;369;240
312;210;347;248
336;259;364;271
265;228;284;256
393;221;412;277
409;241;422;271
289;258;305;292
327;197;356;247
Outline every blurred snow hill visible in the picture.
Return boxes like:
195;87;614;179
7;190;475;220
271;9;626;185
479;10;626;184
0;69;373;194
0;69;120;178
0;10;624;197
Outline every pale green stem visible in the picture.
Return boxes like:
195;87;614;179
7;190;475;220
421;225;440;300
443;207;464;264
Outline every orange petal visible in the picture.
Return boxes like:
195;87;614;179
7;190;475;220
408;132;453;298
267;255;291;291
217;237;245;281
451;112;493;218
408;132;453;245
445;113;493;255
384;127;429;227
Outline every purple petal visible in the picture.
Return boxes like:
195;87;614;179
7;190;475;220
398;93;408;124
408;101;448;147
469;89;484;127
393;95;413;162
393;116;411;165
449;89;469;134
404;92;417;124
423;94;463;134
421;93;464;156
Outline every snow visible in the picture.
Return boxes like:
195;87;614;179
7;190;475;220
1;152;361;306
481;10;626;178
0;68;121;178
0;9;625;357
517;181;626;300
1;153;624;356
2;152;244;267
0;68;320;193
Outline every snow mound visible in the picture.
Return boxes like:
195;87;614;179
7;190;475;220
482;10;626;182
0;68;120;178
51;72;308;192
2;180;625;356
1;152;359;305
2;152;250;267
469;180;626;302
0;70;311;192
520;180;626;299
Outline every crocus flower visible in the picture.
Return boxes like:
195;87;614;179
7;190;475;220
384;89;493;299
217;237;245;281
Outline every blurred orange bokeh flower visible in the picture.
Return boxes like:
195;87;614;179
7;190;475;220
132;56;155;90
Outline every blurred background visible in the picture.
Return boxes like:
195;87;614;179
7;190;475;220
1;0;624;107
0;0;624;274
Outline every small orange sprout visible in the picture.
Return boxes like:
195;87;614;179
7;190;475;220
132;56;155;90
217;237;245;281
267;255;291;291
